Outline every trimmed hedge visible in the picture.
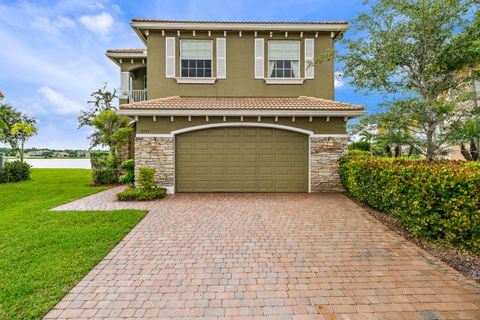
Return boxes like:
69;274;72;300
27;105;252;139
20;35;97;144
117;187;166;201
339;155;480;253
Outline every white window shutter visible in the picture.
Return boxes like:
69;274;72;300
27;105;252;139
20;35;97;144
304;38;315;79
216;38;226;79
165;37;176;78
254;38;264;79
120;72;130;96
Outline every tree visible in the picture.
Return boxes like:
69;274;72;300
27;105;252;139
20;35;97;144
350;110;414;157
449;116;480;161
10;122;37;162
91;110;133;157
340;0;478;160
0;104;37;157
78;83;117;128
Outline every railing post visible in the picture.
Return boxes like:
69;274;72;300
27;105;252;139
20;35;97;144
0;154;4;170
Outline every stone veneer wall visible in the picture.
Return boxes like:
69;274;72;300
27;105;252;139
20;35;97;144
134;137;174;189
310;136;348;192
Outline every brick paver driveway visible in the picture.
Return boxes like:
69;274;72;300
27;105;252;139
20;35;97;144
46;190;480;319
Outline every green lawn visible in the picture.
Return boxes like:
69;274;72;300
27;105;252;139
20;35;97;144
0;169;146;320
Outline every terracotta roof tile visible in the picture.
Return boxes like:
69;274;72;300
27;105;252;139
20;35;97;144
106;49;146;54
120;96;363;111
131;19;348;25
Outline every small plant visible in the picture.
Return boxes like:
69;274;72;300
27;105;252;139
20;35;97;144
137;167;156;190
117;166;166;201
119;159;134;185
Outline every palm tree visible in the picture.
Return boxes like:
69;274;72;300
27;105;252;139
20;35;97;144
450;117;480;161
10;122;37;162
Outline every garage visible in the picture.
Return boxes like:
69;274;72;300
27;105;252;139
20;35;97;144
175;126;308;192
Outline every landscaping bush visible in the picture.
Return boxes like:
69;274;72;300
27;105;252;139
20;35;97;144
137;167;156;190
119;159;135;185
92;168;118;185
340;155;480;253
0;160;31;183
117;186;166;201
91;154;119;184
348;140;372;151
117;166;166;201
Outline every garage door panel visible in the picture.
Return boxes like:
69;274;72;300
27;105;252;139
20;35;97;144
176;127;308;192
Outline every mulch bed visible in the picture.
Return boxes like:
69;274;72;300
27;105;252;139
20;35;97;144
345;194;480;283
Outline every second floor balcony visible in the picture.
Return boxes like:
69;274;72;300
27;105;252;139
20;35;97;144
129;89;147;103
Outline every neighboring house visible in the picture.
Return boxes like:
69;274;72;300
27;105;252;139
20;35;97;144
107;19;365;193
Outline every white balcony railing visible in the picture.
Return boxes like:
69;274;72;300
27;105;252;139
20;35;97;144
128;89;147;103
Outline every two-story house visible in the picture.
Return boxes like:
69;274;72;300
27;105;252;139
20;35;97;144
107;19;365;193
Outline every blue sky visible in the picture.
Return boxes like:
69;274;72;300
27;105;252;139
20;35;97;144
0;0;385;149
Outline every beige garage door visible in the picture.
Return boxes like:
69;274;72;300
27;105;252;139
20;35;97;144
175;126;308;192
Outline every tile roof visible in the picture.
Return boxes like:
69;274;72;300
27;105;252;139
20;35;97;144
106;49;146;54
131;19;348;25
120;96;363;111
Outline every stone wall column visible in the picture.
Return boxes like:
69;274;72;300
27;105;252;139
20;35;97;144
134;136;174;191
310;136;348;192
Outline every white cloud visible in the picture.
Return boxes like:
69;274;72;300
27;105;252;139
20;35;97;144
38;86;84;115
79;12;113;35
31;16;76;34
334;71;345;88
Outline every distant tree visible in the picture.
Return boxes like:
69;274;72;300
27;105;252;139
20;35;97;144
340;0;478;160
10;122;38;162
91;110;133;158
0;104;37;158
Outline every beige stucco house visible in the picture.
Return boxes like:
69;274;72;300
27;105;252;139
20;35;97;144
107;19;365;193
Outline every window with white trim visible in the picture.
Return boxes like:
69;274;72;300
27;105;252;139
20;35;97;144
268;41;300;78
180;40;213;78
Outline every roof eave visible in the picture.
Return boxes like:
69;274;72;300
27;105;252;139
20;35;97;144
117;109;366;118
131;21;349;32
105;52;147;66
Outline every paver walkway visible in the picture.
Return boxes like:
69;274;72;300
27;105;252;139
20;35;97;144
45;189;480;319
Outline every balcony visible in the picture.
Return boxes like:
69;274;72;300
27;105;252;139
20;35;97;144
128;89;147;103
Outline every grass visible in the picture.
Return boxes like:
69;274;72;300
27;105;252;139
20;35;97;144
0;169;146;320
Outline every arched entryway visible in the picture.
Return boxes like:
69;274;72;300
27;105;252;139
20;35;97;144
175;124;309;192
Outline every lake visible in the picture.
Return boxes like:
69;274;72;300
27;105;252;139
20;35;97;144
9;158;92;169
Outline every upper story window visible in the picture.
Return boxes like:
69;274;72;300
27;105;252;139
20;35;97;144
268;41;300;78
180;40;212;78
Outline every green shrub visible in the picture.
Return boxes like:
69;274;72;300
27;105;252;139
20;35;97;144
91;154;120;185
116;166;166;201
117;186;166;201
340;155;480;253
348;141;372;151
137;167;156;190
92;168;118;185
0;161;31;183
119;159;135;185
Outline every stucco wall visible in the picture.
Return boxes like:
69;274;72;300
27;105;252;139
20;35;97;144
136;116;347;135
146;30;334;99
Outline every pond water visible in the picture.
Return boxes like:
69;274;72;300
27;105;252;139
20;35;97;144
6;158;92;169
